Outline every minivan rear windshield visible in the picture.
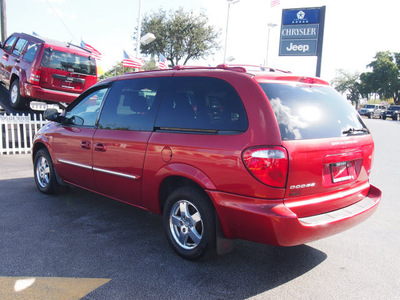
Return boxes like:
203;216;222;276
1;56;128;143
41;48;96;76
259;83;368;140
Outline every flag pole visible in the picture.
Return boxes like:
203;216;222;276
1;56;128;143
135;0;142;72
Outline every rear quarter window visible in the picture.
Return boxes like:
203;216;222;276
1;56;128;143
23;42;38;63
260;83;368;140
155;77;248;134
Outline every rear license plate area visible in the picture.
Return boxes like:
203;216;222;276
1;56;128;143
330;161;352;183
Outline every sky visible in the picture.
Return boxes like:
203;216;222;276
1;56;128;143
5;0;400;82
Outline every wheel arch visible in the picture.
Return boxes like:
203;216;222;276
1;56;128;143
142;163;217;214
158;175;212;214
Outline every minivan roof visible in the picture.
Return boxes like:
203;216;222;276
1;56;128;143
100;64;330;86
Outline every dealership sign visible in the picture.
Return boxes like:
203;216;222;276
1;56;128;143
279;8;324;56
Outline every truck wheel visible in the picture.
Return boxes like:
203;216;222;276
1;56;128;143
10;79;26;109
163;186;216;260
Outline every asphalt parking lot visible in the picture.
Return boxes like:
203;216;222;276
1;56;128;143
1;115;399;299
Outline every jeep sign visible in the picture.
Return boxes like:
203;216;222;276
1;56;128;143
279;8;324;57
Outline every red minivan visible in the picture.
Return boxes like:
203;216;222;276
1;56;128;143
32;65;381;260
0;33;97;109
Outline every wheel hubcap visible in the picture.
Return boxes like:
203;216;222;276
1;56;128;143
11;85;18;104
169;200;203;250
36;156;50;188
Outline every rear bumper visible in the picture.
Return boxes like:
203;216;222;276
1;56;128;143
23;83;79;104
210;184;381;246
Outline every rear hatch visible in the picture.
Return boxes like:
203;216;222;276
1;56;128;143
259;81;374;217
38;46;97;94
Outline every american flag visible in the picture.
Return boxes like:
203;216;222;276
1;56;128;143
158;54;168;70
123;50;144;68
271;0;280;8
81;40;102;61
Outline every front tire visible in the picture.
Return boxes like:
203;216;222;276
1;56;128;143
163;186;216;260
34;149;61;194
10;79;26;109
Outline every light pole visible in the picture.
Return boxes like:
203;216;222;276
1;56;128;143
223;0;239;64
265;22;277;67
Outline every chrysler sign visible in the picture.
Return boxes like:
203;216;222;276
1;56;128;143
279;8;324;56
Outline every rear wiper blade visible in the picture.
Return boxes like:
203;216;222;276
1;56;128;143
342;127;369;135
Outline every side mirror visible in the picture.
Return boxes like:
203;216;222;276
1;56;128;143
43;108;60;122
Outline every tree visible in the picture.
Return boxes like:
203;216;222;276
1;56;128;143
360;51;400;104
139;8;220;66
331;70;362;108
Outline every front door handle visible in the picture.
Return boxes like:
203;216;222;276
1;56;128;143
94;143;107;152
80;140;91;149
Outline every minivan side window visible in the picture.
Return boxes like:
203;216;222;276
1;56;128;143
12;38;28;56
98;77;169;131
23;42;38;63
155;77;248;133
64;87;109;127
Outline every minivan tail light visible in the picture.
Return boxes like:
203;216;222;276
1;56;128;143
243;146;288;188
30;69;41;85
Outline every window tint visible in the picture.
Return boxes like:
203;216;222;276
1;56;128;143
260;83;368;140
12;38;28;56
155;77;248;133
23;42;38;63
41;48;96;75
3;35;17;52
98;78;168;131
65;87;108;127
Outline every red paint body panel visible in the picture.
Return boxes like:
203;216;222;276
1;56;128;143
210;185;380;246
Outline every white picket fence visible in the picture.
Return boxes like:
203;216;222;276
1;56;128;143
0;113;48;155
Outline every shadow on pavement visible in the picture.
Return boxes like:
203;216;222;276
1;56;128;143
1;177;327;299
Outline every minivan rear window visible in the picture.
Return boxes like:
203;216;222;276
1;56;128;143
41;48;96;75
260;83;368;140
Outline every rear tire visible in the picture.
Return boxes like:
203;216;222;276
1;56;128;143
10;79;26;109
394;114;399;121
163;186;216;260
34;149;62;194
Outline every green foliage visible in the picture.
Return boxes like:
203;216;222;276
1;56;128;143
360;51;400;104
334;51;400;105
331;69;362;108
139;8;221;66
99;59;158;81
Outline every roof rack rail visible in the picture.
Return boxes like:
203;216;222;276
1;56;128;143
172;65;214;70
217;64;291;74
66;42;92;54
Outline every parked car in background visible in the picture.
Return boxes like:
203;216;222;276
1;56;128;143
382;105;400;120
32;64;381;260
358;104;386;119
0;33;97;109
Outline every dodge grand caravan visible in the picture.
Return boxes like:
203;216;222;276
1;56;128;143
32;65;381;260
0;33;97;109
